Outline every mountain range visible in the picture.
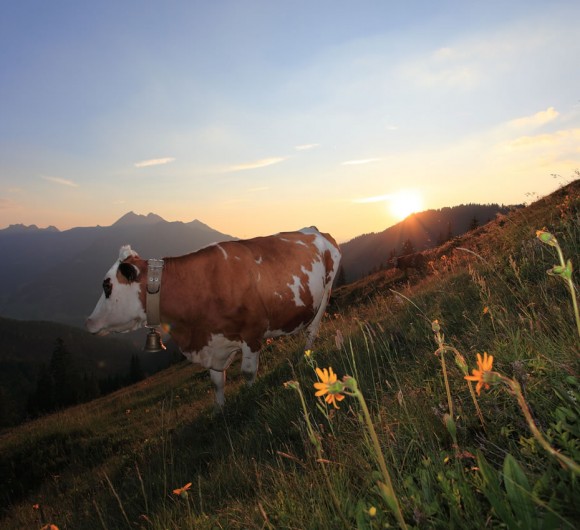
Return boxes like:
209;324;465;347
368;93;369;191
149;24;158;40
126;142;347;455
0;212;234;327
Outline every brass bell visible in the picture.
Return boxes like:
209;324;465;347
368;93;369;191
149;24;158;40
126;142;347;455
144;328;166;352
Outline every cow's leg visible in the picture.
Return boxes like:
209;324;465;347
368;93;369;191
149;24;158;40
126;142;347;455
240;343;259;386
305;286;332;350
210;368;226;408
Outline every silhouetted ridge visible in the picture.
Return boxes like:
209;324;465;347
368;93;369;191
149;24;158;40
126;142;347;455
112;211;167;226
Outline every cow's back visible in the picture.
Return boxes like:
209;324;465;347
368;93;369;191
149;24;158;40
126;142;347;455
234;228;340;337
159;228;340;352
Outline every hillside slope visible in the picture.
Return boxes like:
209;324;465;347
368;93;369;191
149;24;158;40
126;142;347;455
335;181;577;307
0;179;578;529
340;203;516;282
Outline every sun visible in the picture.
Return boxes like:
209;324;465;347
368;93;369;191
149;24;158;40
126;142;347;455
388;189;423;220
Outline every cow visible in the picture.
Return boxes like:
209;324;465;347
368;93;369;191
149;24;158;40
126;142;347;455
86;227;341;407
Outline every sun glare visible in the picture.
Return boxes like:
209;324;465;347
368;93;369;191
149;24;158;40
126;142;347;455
389;189;423;220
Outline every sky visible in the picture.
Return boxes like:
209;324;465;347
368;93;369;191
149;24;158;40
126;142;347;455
1;0;579;242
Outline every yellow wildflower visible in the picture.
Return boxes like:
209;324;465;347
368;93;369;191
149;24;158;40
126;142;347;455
304;349;312;357
172;482;192;496
314;367;346;409
465;352;494;395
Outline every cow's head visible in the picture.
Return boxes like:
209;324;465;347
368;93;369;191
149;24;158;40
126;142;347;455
86;245;147;335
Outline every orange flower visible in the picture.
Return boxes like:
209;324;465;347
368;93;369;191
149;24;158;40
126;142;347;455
465;352;494;395
40;525;59;530
314;367;346;409
172;482;192;496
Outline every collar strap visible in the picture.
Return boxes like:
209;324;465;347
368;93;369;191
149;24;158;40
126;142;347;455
146;259;164;327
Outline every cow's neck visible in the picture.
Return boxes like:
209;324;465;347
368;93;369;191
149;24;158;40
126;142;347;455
154;256;203;352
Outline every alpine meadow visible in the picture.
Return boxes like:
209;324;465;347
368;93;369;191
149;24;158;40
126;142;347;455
0;178;579;529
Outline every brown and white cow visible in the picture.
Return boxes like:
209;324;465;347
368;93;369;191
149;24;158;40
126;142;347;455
86;227;341;407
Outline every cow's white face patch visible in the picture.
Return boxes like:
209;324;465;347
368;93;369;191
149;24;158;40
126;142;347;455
86;259;146;335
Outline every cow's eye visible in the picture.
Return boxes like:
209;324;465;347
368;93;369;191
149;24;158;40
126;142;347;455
103;278;113;299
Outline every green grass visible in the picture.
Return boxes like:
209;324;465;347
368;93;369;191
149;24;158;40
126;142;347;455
1;179;578;529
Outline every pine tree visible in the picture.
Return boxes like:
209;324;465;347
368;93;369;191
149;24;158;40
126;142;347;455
79;373;101;402
401;239;415;255
387;248;397;267
50;338;80;407
446;221;453;241
28;364;55;416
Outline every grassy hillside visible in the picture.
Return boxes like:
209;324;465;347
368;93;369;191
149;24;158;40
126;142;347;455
339;203;515;282
0;179;578;529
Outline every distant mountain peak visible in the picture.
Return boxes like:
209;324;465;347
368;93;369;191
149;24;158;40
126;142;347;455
112;211;166;226
1;223;60;233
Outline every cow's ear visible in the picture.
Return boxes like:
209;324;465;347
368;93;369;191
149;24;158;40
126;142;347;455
119;245;138;261
118;262;140;283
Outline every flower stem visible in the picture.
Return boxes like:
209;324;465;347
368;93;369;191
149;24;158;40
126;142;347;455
439;349;454;418
350;385;408;529
465;379;485;428
432;323;485;428
555;244;580;338
292;383;350;527
498;374;580;474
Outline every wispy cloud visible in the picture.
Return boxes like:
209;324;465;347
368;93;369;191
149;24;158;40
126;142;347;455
134;157;176;168
41;176;79;187
227;157;287;172
507;107;559;129
0;197;19;209
341;158;381;166
400;44;481;90
295;143;320;151
503;128;580;151
352;193;392;204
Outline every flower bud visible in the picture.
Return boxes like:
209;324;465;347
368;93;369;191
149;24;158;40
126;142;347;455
283;380;300;390
536;229;558;247
454;353;469;375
